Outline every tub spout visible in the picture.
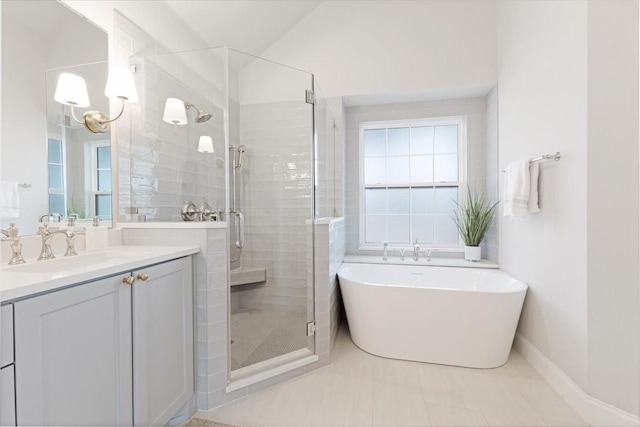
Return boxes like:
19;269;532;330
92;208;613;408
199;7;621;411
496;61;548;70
413;240;420;261
382;241;388;260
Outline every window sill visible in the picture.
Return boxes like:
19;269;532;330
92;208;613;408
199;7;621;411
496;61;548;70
343;254;499;269
358;244;464;253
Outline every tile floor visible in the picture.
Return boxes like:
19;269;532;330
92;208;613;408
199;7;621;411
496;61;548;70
196;323;588;427
231;309;307;370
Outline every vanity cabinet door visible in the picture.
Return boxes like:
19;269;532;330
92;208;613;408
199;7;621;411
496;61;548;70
133;256;193;426
0;366;15;426
14;275;133;426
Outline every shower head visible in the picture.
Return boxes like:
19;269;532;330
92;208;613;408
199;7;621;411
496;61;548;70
195;109;212;123
185;102;212;123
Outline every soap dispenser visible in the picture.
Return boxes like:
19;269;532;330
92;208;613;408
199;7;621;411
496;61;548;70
85;216;108;251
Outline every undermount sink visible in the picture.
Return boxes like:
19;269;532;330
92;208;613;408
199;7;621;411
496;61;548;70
1;251;145;274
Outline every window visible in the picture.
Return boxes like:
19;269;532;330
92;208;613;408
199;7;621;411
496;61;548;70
90;142;112;219
48;138;66;217
359;117;466;248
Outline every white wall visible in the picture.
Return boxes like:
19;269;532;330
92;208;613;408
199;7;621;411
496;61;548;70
586;0;639;415
1;18;49;235
256;0;497;99
497;0;640;417
497;0;589;396
484;86;499;262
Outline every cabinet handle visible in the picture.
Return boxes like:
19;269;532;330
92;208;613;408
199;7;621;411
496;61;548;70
137;273;149;281
123;275;135;285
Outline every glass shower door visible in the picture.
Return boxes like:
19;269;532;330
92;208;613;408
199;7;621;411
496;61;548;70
227;49;315;376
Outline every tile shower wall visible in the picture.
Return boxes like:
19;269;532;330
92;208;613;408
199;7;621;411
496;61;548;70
314;88;341;219
114;13;226;222
484;86;499;262
314;218;346;364
328;218;346;350
230;101;313;314
345;97;489;255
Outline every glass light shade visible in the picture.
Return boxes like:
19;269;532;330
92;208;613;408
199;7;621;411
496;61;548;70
198;136;214;153
54;73;90;107
163;98;188;125
104;67;138;103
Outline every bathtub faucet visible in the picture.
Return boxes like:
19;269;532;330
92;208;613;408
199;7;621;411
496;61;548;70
382;241;388;260
425;248;432;262
413;240;420;261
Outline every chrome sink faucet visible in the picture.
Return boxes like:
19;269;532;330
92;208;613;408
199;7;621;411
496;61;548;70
38;223;77;260
1;223;26;265
39;212;61;224
413;240;420;261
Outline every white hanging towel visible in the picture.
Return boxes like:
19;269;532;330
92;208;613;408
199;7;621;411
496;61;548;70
0;181;20;218
503;160;530;217
528;162;540;214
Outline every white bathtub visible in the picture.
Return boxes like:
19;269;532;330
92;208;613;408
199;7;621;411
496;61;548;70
337;262;527;369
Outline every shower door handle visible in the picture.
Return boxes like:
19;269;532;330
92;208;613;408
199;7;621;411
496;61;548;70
235;212;244;249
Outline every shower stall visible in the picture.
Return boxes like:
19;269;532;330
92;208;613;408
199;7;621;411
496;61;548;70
126;46;324;382
226;49;316;375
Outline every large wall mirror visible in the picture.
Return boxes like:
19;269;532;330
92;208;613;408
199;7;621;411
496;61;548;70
1;1;109;235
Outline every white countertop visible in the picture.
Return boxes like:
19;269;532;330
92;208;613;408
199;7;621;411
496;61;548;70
117;221;226;229
0;245;200;303
343;255;499;269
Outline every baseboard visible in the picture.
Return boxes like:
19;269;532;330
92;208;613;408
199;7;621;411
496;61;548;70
514;333;640;427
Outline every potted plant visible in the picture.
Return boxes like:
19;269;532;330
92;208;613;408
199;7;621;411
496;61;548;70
453;187;498;261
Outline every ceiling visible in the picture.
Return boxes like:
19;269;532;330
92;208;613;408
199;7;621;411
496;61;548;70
162;0;322;57
4;1;106;41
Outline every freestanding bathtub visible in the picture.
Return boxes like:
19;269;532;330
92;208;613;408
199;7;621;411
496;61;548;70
337;262;527;369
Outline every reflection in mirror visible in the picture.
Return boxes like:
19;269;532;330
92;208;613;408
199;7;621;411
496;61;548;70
1;0;108;235
46;62;111;223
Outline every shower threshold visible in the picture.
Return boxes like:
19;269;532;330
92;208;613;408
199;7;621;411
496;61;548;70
227;348;317;392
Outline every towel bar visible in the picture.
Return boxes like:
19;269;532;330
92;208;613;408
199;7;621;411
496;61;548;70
501;152;561;172
18;183;31;188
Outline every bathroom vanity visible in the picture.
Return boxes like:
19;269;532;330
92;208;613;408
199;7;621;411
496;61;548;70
0;246;199;426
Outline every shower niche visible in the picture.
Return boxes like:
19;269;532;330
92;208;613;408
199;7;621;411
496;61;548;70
126;47;319;379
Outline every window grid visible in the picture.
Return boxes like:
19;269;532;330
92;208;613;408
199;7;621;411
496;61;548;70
359;117;466;248
47;138;67;217
90;142;112;219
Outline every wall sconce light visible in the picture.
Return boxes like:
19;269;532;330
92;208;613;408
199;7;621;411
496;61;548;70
198;136;214;153
162;98;212;125
54;67;138;133
162;98;188;125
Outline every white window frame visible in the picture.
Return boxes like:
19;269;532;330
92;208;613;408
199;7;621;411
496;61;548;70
358;116;467;251
47;136;67;217
87;141;112;219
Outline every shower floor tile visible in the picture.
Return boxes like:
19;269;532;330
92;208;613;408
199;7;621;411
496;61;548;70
198;321;589;427
230;309;308;371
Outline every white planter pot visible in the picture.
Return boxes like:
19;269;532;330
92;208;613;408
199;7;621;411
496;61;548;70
464;246;481;262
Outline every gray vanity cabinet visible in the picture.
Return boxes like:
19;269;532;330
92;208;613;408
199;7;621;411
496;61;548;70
1;304;15;426
12;256;193;426
133;256;193;426
14;274;133;426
